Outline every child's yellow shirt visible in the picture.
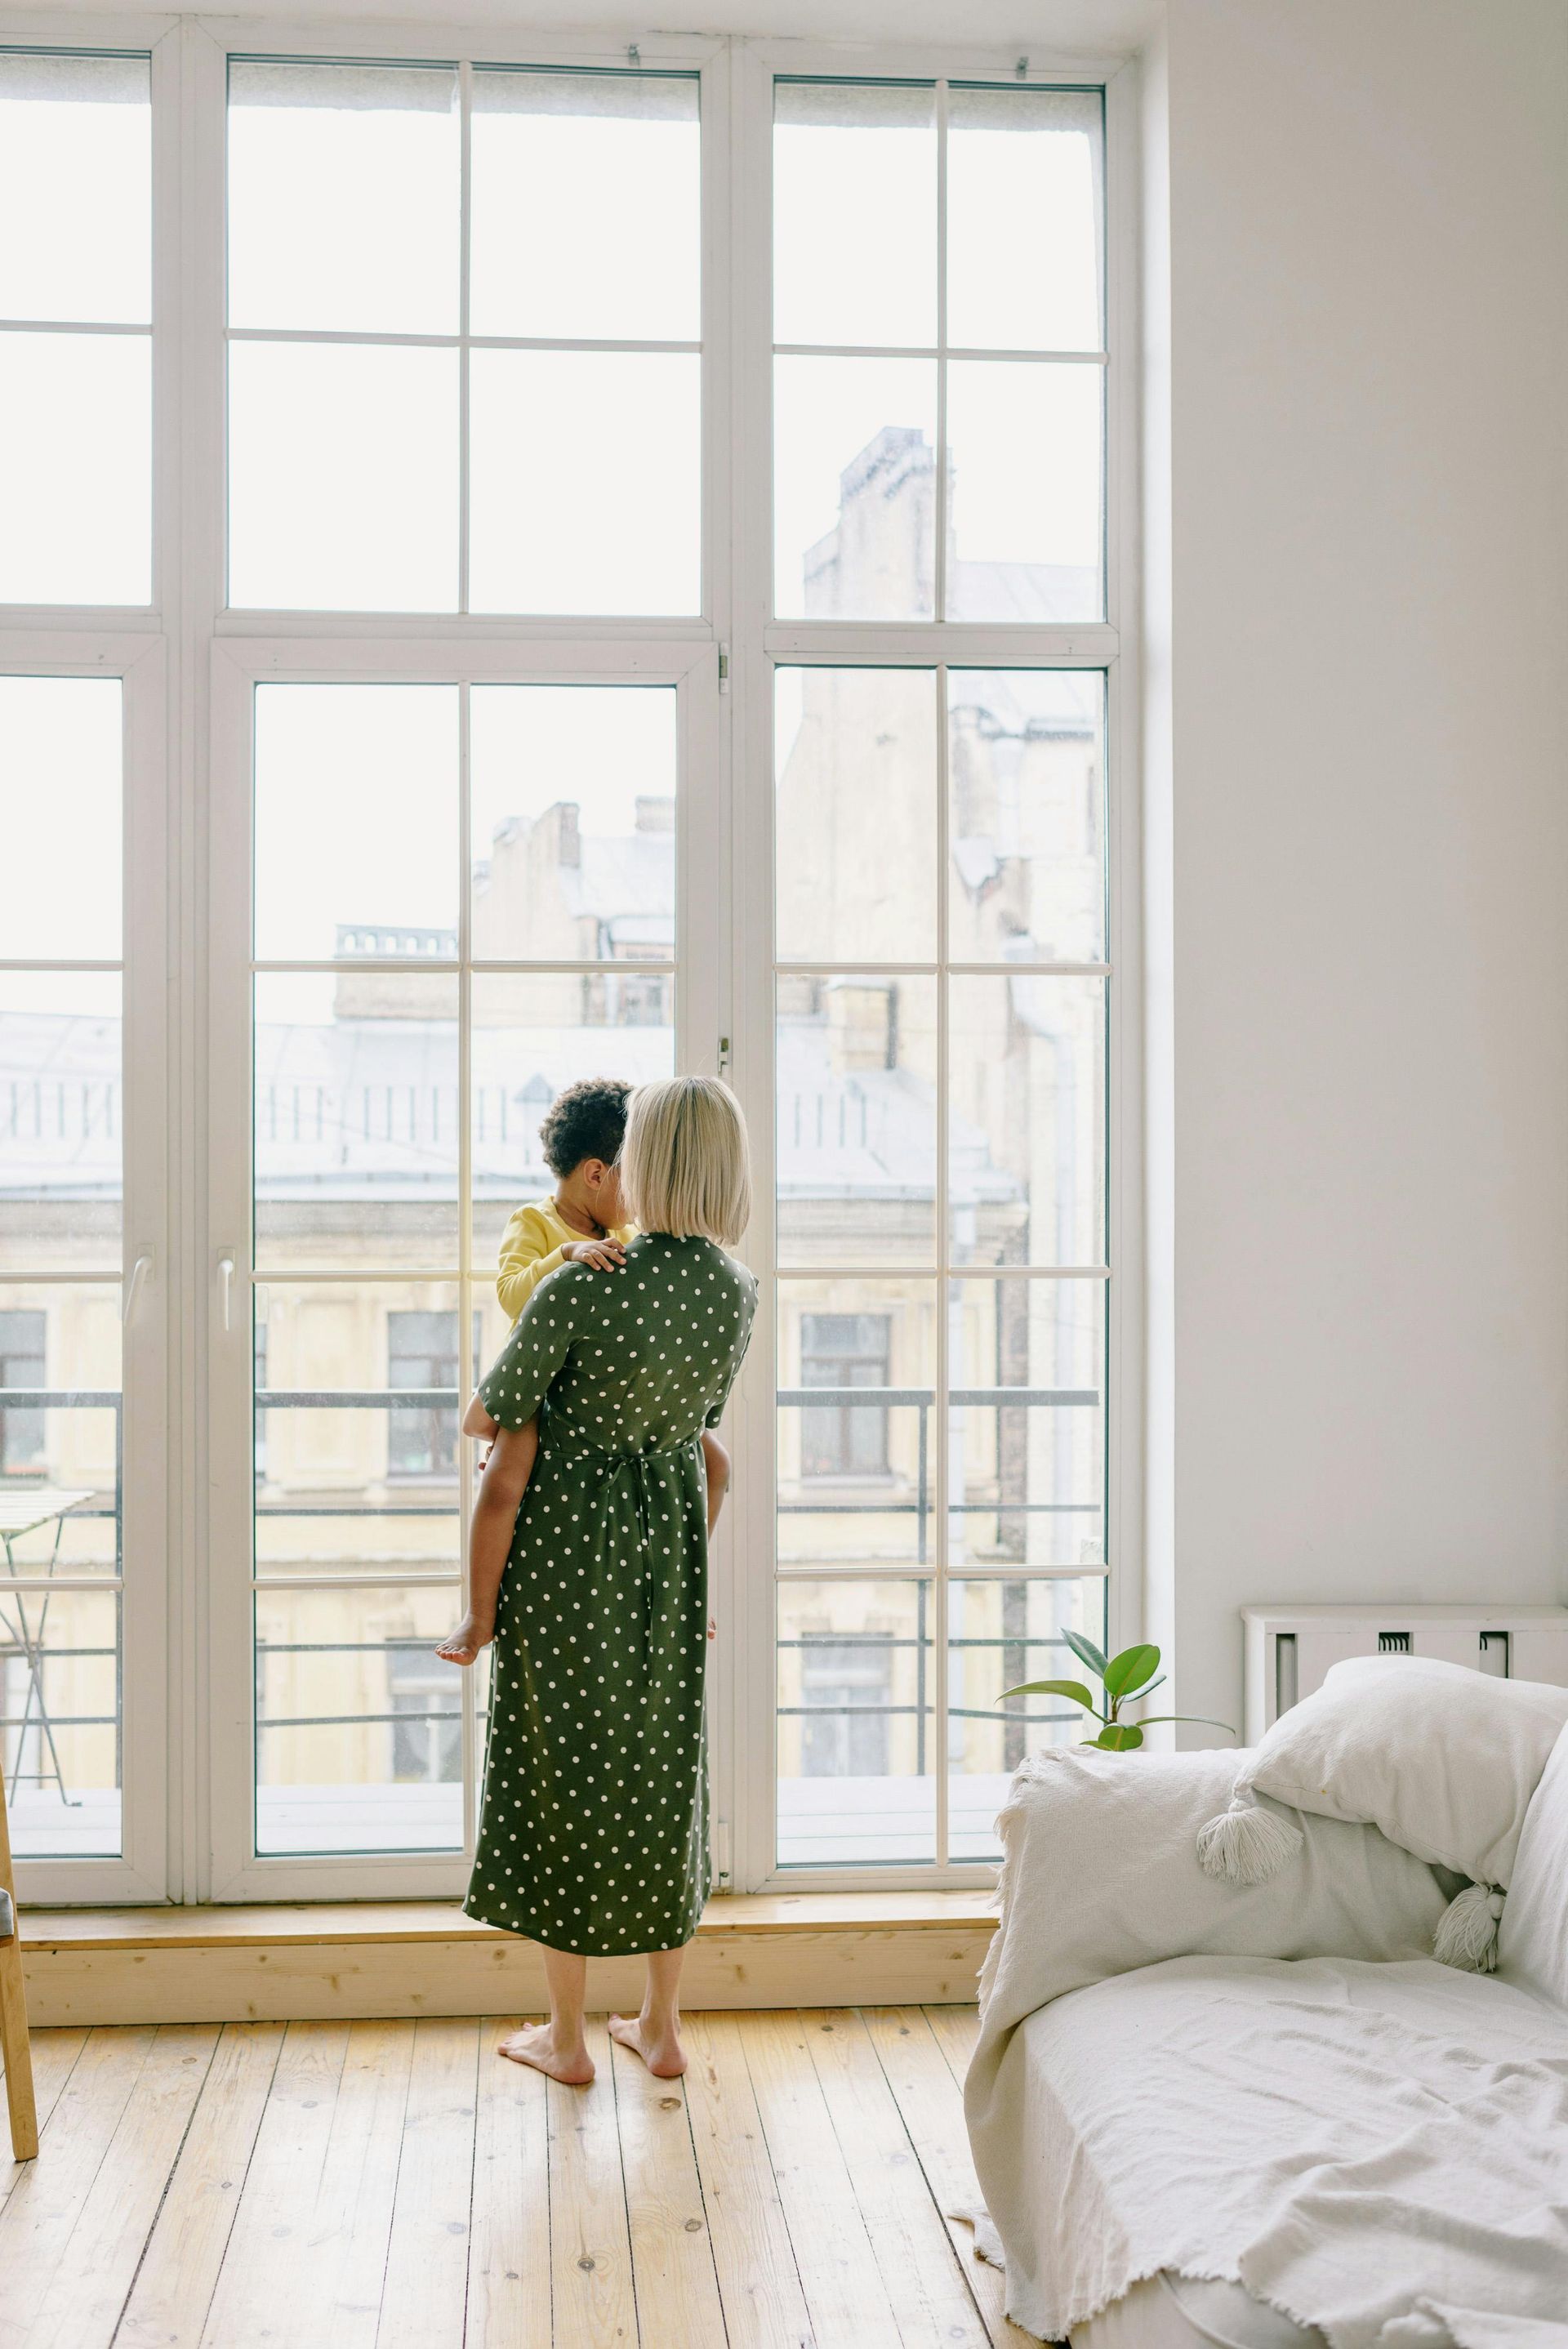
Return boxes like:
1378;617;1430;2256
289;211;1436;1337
496;1196;637;1324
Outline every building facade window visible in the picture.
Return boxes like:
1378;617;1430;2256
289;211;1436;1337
800;1313;892;1479
386;1311;460;1479
0;1311;47;1474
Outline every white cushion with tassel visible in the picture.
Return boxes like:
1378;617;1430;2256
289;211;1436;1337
1196;1653;1568;1972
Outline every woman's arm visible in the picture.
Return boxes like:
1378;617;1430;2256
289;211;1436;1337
436;1420;537;1665
463;1390;499;1441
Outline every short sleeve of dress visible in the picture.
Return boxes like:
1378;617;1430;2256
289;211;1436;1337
704;1279;757;1429
476;1265;582;1430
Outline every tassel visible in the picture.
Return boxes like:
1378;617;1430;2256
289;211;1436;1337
1196;1794;1303;1884
1433;1883;1504;1972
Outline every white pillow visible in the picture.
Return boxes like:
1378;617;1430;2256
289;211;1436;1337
1196;1655;1568;1970
982;1743;1448;2022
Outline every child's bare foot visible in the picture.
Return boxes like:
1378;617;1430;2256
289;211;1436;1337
436;1612;494;1666
608;2013;687;2079
498;2022;594;2086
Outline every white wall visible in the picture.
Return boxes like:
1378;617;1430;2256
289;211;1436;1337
1160;0;1568;1734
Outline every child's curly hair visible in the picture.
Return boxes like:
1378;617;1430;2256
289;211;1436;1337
538;1077;631;1179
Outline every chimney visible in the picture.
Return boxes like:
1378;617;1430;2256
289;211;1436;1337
555;803;581;867
635;796;675;834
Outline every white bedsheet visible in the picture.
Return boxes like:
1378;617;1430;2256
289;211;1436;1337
978;1954;1568;2348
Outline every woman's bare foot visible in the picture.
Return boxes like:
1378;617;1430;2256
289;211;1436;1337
608;2012;687;2079
498;2022;594;2085
436;1612;494;1665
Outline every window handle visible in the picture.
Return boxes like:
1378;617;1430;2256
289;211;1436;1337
122;1251;153;1326
217;1251;236;1333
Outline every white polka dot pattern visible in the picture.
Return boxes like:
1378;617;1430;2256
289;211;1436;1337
462;1232;756;1958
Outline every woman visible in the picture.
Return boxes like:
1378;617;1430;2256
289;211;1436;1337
458;1075;755;2084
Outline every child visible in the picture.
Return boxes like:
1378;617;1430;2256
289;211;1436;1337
438;1076;731;1665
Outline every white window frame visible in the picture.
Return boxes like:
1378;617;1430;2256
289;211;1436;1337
0;12;1142;1903
205;635;721;1901
0;630;172;1905
724;42;1144;1890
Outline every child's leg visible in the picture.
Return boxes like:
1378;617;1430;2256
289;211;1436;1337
609;1943;689;2079
500;1948;593;2085
699;1429;729;1643
437;1417;538;1664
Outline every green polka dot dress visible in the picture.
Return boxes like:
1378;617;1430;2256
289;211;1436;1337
464;1232;756;1958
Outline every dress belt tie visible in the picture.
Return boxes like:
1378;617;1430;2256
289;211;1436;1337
550;1433;697;1557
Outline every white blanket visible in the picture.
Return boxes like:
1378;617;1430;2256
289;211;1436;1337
963;1753;1568;2347
988;1955;1568;2349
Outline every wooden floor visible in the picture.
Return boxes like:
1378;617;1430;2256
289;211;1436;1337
1;2005;1036;2349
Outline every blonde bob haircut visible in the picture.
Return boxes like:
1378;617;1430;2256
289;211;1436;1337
620;1076;752;1250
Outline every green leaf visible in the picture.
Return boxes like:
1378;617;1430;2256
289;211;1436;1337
1126;1714;1237;1735
1062;1629;1108;1681
1102;1643;1161;1699
1127;1674;1167;1704
1090;1722;1144;1749
997;1678;1094;1710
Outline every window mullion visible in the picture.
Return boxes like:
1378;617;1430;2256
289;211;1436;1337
933;660;951;1866
934;77;949;627
458;58;473;617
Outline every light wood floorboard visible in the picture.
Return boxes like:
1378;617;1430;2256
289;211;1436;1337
6;2006;1004;2349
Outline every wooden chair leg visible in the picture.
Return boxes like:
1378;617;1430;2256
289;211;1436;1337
0;1756;38;2162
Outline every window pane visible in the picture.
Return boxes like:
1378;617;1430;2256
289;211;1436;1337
0;1283;121;1581
471;978;674;1271
777;1280;934;1572
777;1578;933;1865
949;974;1106;1267
254;973;459;1273
471;69;699;341
0;677;122;961
947;360;1102;622
774;357;936;621
470;684;677;961
468;349;699;616
777;974;937;1268
254;684;458;963
773;80;935;348
228;61;459;335
947;87;1102;354
0;332;149;604
2;1586;119;1856
229;341;458;613
776;668;936;965
255;1583;463;1854
949;671;1105;965
254;1282;462;1579
950;1277;1104;1568
948;1575;1107;1859
0;53;150;326
0;974;122;1270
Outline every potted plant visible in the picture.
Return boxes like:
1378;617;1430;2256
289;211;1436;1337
1000;1631;1233;1749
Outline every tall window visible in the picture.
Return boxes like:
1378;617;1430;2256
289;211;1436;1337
769;76;1116;1876
2;36;1131;1901
243;680;680;1865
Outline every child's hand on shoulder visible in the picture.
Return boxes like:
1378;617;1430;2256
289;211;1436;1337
564;1237;626;1272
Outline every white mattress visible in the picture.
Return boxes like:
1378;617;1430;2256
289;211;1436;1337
1072;2271;1326;2349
